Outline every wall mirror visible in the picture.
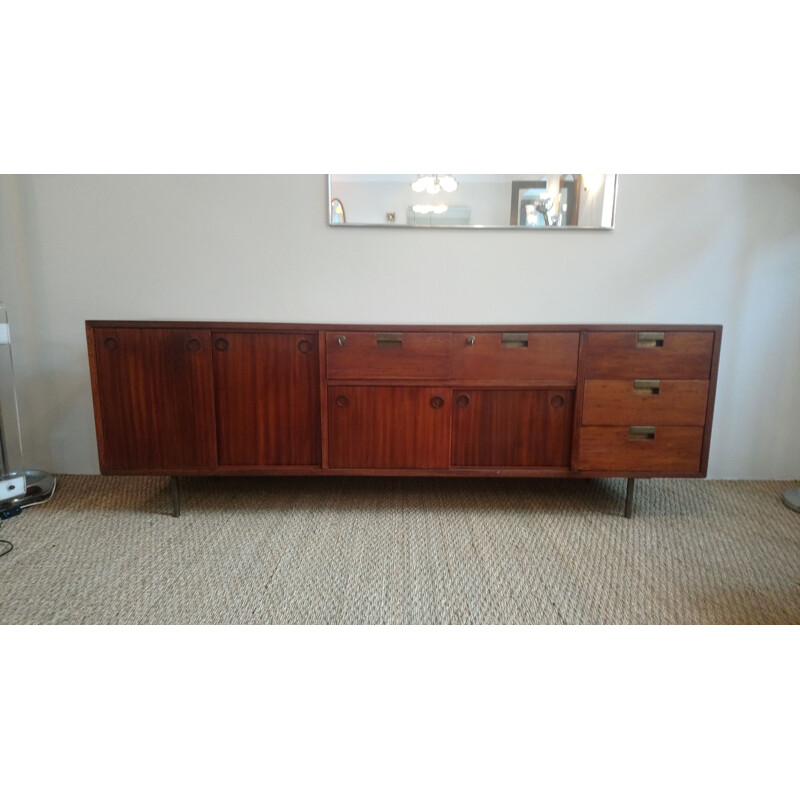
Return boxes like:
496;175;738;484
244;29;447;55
328;174;617;229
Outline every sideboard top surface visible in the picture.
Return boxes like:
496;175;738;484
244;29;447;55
86;321;723;333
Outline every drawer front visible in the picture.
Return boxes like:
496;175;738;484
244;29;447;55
575;426;704;472
584;331;714;379
451;332;579;382
582;380;709;426
326;332;451;380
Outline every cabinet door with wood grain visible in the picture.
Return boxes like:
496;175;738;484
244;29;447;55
328;386;451;469
451;389;574;468
91;327;217;471
212;331;321;466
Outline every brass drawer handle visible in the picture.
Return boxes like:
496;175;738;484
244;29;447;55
633;379;661;395
466;336;476;346
501;332;528;348
629;426;656;440
336;335;347;347
636;331;664;348
376;333;403;348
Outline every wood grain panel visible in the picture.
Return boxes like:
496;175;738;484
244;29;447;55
575;426;704;472
582;380;709;426
328;386;450;469
451;389;574;467
451;332;579;382
326;332;451;380
212;331;321;466
585;332;714;379
92;327;217;471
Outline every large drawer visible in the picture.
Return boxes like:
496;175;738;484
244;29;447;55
451;331;579;382
575;425;704;472
581;379;709;426
326;332;451;380
584;331;714;379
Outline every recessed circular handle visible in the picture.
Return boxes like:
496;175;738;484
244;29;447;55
550;394;565;408
337;335;347;347
214;337;229;352
297;339;312;354
335;395;349;408
430;396;445;409
187;337;202;352
103;337;118;351
456;394;470;408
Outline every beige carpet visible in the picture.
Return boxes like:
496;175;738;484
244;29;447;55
0;475;798;624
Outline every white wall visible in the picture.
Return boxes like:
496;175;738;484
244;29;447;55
1;174;798;478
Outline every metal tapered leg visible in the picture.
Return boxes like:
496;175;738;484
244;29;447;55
170;476;181;518
624;478;635;518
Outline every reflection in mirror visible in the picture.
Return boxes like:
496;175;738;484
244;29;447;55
511;177;578;227
328;174;617;229
330;198;346;224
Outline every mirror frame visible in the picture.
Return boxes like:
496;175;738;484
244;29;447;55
327;174;618;230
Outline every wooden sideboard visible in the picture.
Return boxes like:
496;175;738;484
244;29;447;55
86;322;722;517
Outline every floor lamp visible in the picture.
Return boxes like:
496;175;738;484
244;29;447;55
0;302;55;519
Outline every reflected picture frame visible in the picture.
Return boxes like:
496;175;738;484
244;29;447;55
510;176;580;227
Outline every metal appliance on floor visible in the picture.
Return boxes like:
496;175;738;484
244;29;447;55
0;302;55;519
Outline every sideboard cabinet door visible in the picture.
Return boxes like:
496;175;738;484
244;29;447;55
328;386;451;469
212;331;321;466
451;389;574;468
91;327;217;471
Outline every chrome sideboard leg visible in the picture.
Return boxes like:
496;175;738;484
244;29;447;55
170;476;181;518
624;478;635;518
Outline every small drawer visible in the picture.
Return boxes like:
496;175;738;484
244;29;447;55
451;332;579;382
326;331;451;380
584;331;714;379
575;425;704;472
581;379;709;426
